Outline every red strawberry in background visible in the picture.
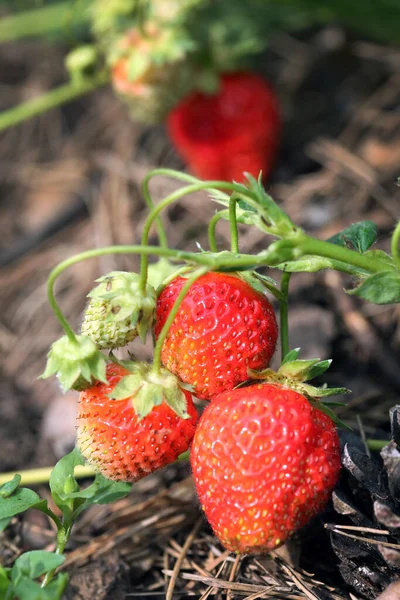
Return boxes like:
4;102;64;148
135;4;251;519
167;72;281;182
191;383;341;554
154;272;278;400
76;362;198;482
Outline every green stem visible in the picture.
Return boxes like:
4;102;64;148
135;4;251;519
47;244;225;338
279;272;291;360
300;236;395;274
229;196;239;253
0;71;109;133
208;212;224;252
138;180;251;295
141;177;169;250
367;439;388;451
391;221;400;270
41;526;70;588
152;267;209;372
0;2;90;42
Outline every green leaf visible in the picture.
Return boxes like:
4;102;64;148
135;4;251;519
13;572;68;600
0;488;46;520
12;551;65;586
49;448;85;518
0;474;21;498
348;271;400;304
327;220;377;253
71;474;132;519
0;565;11;595
0;517;12;533
363;249;396;270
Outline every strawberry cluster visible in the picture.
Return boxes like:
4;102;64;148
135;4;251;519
43;265;343;555
68;0;282;182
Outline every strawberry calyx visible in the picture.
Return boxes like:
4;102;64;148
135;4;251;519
248;348;350;428
108;361;193;420
40;334;108;392
82;271;157;346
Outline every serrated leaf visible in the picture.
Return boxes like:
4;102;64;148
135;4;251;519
327;221;377;253
363;249;396;270
12;551;65;586
0;474;21;498
348;271;400;304
281;348;301;365
0;488;45;520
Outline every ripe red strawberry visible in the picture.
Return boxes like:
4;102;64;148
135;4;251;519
154;272;278;400
76;362;198;482
191;383;341;553
167;72;281;182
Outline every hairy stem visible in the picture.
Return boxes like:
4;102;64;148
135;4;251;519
229;195;239;253
279;272;291;360
41;527;70;588
0;72;109;133
138;180;251;294
208;212;224;252
300;236;395;274
152;268;209;372
0;1;90;42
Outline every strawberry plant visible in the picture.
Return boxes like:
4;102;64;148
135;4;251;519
0;166;399;597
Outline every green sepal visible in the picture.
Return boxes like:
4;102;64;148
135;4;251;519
40;334;107;392
108;362;192;420
248;349;350;406
281;348;300;365
240;270;280;300
147;258;182;290
309;399;351;430
211;174;300;239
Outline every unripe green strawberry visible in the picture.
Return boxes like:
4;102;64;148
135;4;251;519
154;272;278;400
81;271;156;350
191;383;341;554
77;362;198;482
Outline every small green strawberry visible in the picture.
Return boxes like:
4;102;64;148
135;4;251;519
81;271;156;350
76;361;198;482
